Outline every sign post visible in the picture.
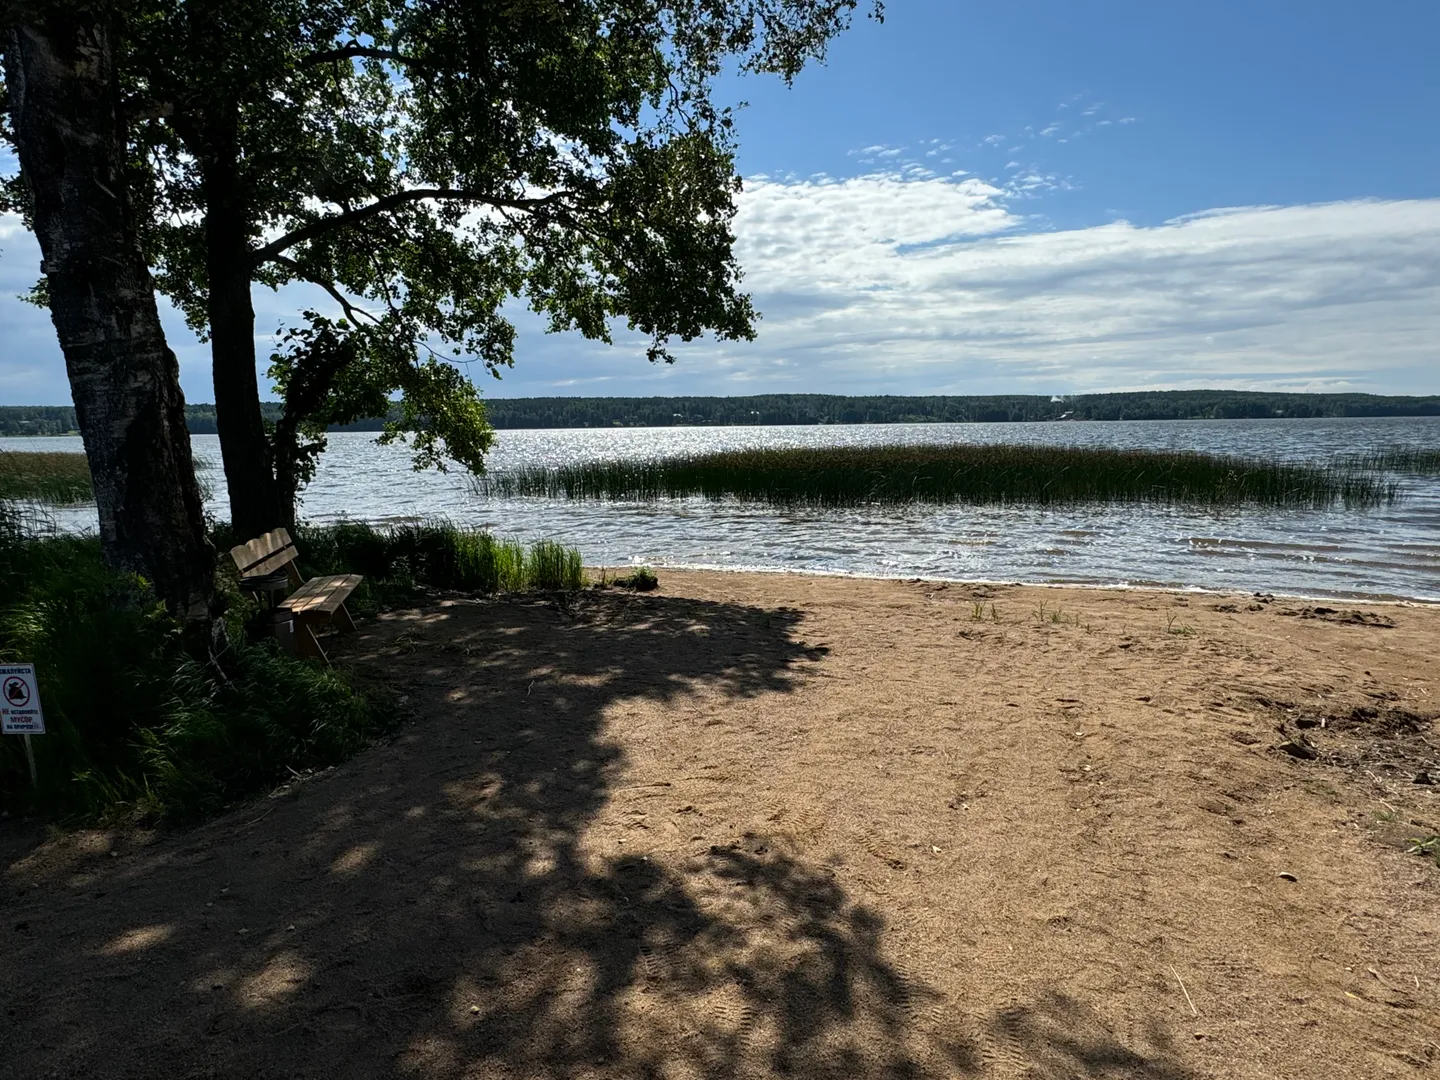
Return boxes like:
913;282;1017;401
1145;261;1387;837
1;664;44;790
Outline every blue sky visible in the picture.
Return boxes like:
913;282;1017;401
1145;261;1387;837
3;0;1439;404
732;1;1440;224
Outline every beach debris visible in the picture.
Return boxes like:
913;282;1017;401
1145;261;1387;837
1275;731;1319;759
1169;965;1199;1017
1279;606;1397;628
1278;872;1298;882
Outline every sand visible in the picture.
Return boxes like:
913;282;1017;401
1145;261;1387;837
2;570;1438;1079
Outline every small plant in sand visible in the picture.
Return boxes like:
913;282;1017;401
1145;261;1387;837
1165;612;1196;636
1034;599;1080;626
614;566;659;591
1407;835;1440;867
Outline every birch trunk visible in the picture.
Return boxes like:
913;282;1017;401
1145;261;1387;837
3;13;214;622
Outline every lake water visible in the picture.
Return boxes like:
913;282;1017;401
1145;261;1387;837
7;415;1439;602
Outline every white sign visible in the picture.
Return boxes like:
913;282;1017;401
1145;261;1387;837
1;664;44;735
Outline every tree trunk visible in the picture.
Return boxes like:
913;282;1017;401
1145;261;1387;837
2;14;215;623
200;139;282;539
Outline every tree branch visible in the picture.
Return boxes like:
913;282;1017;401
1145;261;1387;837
251;188;576;266
123;97;177;122
300;45;427;69
270;255;377;325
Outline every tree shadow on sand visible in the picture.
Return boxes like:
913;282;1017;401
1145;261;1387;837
2;588;1193;1079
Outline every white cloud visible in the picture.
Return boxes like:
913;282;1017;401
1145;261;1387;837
709;183;1440;395
1039;124;1062;137
5;183;1440;402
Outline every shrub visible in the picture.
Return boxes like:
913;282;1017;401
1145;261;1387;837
0;529;380;821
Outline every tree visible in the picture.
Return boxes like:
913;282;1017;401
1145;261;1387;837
1;4;215;623
122;0;881;533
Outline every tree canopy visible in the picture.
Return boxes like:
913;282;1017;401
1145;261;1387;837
43;0;877;530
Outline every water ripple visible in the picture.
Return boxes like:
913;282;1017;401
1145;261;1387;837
7;415;1437;601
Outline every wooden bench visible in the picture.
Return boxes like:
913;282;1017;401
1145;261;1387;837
229;528;361;663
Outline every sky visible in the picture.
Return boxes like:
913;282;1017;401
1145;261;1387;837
3;0;1439;405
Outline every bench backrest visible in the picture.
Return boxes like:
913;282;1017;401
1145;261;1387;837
229;528;301;581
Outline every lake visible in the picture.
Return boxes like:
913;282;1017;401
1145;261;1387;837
7;415;1439;601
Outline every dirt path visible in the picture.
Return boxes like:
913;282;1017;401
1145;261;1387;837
3;572;1438;1079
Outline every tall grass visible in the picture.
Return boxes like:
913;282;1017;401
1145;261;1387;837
0;450;92;504
1336;446;1440;475
478;443;1399;511
290;520;585;596
526;539;585;591
0;449;216;505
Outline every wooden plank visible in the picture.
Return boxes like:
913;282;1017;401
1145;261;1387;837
229;527;299;578
280;574;362;617
294;622;328;663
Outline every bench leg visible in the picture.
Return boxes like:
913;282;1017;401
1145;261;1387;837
334;602;357;634
295;621;329;664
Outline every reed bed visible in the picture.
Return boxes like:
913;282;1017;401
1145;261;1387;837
0;450;92;504
478;443;1399;510
1337;446;1440;475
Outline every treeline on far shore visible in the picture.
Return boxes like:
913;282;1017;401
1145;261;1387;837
4;390;1439;437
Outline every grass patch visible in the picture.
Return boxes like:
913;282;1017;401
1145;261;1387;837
526;539;586;591
478;443;1399;510
0;450;92;504
280;521;585;607
612;566;659;591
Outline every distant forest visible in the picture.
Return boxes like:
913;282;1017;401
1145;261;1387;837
4;390;1439;437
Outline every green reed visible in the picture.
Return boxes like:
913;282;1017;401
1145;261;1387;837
478;443;1399;510
0;450;93;504
1336;446;1440;475
290;520;585;594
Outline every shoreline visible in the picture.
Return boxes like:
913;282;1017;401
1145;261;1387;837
593;561;1440;607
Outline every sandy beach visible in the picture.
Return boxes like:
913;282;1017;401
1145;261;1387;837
3;570;1437;1079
